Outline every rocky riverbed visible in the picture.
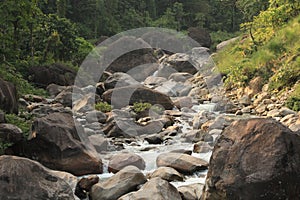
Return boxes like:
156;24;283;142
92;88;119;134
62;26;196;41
0;35;300;200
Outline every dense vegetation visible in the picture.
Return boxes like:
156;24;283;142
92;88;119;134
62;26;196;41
0;0;299;104
214;0;300;110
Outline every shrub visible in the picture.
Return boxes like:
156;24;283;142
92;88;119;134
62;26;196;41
5;113;32;137
95;102;112;113
133;102;152;113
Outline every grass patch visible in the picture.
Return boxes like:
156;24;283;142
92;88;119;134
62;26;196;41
214;15;300;91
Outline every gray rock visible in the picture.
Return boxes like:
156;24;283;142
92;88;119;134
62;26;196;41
178;183;204;200
0;155;75;200
108;153;146;173
90;166;147;200
86;110;107;123
150;166;184;182
156;152;208;174
118;177;182;200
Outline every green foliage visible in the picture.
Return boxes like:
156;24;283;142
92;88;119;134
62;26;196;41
215;14;300;90
95;102;112;113
133;102;152;113
0;140;13;155
72;37;94;65
6;113;32;138
0;64;47;97
286;84;300;111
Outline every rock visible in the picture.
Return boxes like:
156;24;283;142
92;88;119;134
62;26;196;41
201;118;300;200
144;134;163;144
105;118;164;138
108;153;146;173
188;27;212;48
72;94;95;113
169;72;193;82
163;53;197;74
170;149;192;155
46;83;67;97
239;95;251;106
144;76;167;87
279;107;297;117
0;78;18;114
75;175;99;199
12;112;103;176
127;63;159;82
28;63;76;88
182;130;204;143
90;166;147;200
155;80;192;97
104;72;141;90
253;92;271;106
156;152;208;174
174;96;193;109
255;103;267;114
88;134;110;153
23;94;46;103
216;37;239;51
150;167;184;182
102;85;174;110
104;36;157;73
193;141;213;153
0;111;5;123
0;155;75;200
156;64;178;78
178;183;204;200
118;177;182;200
267;109;281;118
86;110;107;123
0;124;23;144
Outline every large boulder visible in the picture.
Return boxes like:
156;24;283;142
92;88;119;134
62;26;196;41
0;155;75;200
11;112;103;176
201;118;300;200
104;36;158;73
0;78;18;114
90;166;147;200
28;63;76;88
0;124;23;144
118;177;182;200
178;183;204;200
156;152;208;174
102;85;174;110
163;53;197;75
155;80;192;97
104;72;141;90
188;27;211;48
108;152;146;173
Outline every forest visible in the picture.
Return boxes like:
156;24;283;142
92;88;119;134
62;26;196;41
1;0;270;66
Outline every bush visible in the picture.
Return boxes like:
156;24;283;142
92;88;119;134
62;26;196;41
286;84;300;111
95;102;112;113
5;113;32;137
133;102;152;113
